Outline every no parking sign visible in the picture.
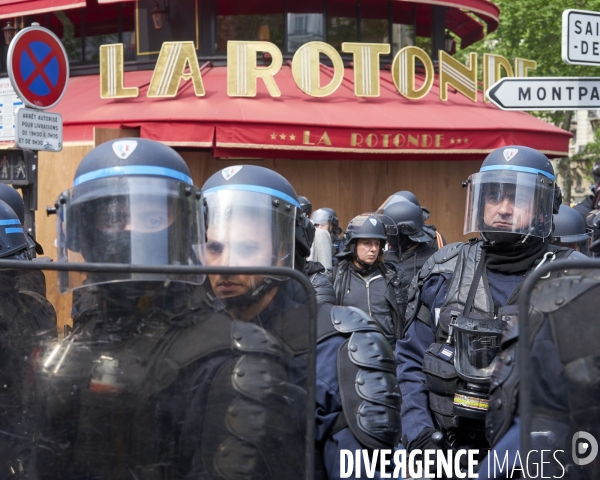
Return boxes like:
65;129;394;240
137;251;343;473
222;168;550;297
7;25;69;110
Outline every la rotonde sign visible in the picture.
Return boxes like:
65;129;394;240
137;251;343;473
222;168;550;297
99;40;537;104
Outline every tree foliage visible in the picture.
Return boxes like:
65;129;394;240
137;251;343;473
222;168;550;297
458;0;600;127
456;1;600;200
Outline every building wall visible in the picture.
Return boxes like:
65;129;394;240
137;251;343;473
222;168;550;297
36;145;481;332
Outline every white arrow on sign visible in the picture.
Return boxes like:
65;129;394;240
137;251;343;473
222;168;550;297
562;9;600;66
487;77;600;111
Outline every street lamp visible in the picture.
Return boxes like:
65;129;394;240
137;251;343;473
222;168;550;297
3;21;16;46
151;0;169;30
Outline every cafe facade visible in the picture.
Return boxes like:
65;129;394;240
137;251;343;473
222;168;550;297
0;0;571;320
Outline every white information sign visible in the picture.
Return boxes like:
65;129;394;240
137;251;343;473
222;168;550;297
16;108;63;151
562;9;600;66
0;78;23;142
487;77;600;111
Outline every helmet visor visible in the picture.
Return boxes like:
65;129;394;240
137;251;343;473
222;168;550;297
463;170;554;238
199;189;296;270
57;176;205;292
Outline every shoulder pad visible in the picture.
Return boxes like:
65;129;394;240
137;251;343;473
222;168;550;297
331;306;383;334
348;331;396;372
530;274;599;313
411;242;464;294
231;321;286;360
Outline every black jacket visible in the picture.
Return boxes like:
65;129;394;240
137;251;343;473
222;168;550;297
332;258;409;341
305;261;336;305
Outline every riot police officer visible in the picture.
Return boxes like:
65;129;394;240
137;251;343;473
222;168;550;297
377;190;446;250
333;214;408;346
382;200;438;280
311;207;344;258
396;146;585;472
31;138;214;478
0;182;50;295
574;158;600;222
0;199;56;475
293;202;336;304
298;195;313;217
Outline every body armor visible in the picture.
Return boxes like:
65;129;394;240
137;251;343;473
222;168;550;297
317;305;401;449
34;286;309;480
406;240;575;444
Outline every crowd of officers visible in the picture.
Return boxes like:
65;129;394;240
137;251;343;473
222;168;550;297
0;139;596;479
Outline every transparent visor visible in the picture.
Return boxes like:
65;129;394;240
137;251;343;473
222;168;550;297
199;189;296;270
463;170;555;238
57;176;204;292
454;318;505;383
346;214;398;238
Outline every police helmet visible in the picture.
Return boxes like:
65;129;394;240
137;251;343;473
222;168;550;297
0;183;44;256
311;207;342;235
553;205;591;244
344;214;388;251
0;200;28;259
463;146;559;238
377;190;431;221
201;165;300;271
57;138;204;292
0;183;24;223
298;195;312;218
382;201;432;243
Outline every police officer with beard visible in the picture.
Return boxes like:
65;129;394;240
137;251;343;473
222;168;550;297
396;146;585;474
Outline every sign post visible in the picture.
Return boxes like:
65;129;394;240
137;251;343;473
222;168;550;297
5;23;69;245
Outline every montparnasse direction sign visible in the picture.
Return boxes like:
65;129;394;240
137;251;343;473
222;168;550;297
487;77;600;111
562;9;600;66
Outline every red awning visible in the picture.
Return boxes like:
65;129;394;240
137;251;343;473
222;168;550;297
0;0;85;19
50;65;570;161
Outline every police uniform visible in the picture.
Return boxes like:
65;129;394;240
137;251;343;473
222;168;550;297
396;146;585;465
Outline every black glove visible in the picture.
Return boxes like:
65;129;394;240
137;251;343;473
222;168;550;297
408;427;438;453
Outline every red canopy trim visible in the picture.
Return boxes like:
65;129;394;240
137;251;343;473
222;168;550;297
0;0;85;19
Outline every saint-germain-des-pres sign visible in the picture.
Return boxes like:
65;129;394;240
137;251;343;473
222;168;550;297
100;41;536;103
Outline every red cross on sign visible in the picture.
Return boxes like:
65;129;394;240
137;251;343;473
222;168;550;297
7;25;69;110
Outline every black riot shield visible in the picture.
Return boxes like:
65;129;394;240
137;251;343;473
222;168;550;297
520;259;600;480
0;260;316;480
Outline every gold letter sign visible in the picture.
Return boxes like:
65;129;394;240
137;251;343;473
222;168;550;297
148;42;205;98
439;51;478;103
227;41;283;97
341;43;390;97
292;42;344;97
483;54;513;103
100;44;139;99
392;46;434;100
